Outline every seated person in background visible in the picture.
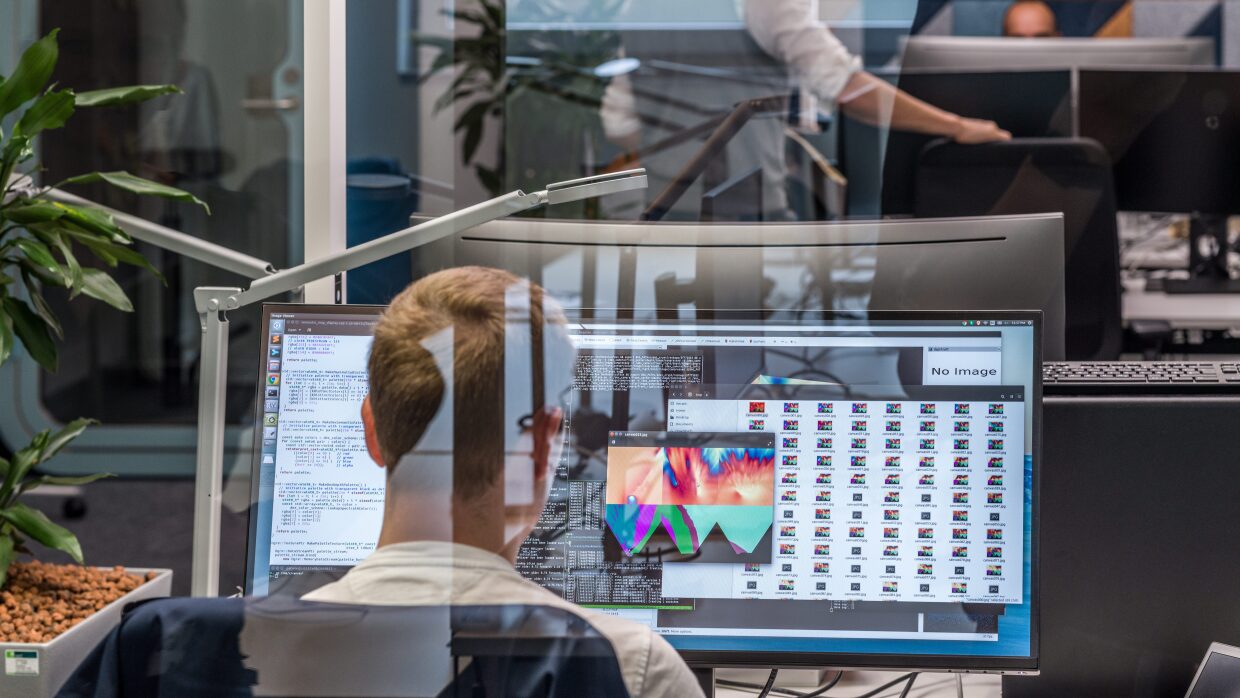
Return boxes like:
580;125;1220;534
303;266;703;698
1003;0;1061;38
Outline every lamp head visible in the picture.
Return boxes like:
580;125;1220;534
543;169;647;206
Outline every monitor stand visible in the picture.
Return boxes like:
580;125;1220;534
1164;214;1240;294
694;668;715;696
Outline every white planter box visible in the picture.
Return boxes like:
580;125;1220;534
0;568;172;698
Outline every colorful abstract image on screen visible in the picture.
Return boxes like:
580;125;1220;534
604;444;775;559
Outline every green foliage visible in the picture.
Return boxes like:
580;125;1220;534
0;419;112;587
0;29;207;586
412;0;624;196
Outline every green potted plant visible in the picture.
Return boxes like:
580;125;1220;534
413;0;625;202
0;29;206;696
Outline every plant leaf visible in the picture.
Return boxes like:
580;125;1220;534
3;201;68;225
13;237;61;278
62;229;163;280
73;83;181;107
1;134;33;168
19;472;112;496
14;88;75;138
41;417;95;462
25;284;62;339
54;204;130;243
79;268;133;311
0;502;82;564
59;171;210;213
18;257;68;289
2;296;57;372
38;228;83;291
0;534;12;588
0;312;12;367
0;29;59;119
1;431;48;505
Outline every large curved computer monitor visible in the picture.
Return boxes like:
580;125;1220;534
246;306;1042;674
429;214;1066;360
900;37;1214;71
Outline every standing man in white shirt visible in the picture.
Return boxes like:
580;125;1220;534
740;0;1011;144
303;266;705;698
601;0;1010;219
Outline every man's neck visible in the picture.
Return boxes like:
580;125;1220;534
376;491;513;563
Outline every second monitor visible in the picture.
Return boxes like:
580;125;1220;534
417;214;1067;360
1079;68;1240;292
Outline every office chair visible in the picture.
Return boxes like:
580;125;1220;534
59;596;629;697
913;138;1122;360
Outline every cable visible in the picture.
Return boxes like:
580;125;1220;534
711;669;841;698
896;673;919;698
757;669;780;698
800;670;844;697
852;672;918;698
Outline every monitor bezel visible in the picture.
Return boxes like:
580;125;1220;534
1184;642;1240;697
244;304;1042;675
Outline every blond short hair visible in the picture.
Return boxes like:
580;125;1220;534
367;266;570;498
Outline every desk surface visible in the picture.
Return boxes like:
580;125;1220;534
1122;278;1240;329
715;669;1001;697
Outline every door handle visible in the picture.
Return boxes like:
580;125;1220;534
241;97;299;111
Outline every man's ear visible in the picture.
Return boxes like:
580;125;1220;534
531;406;564;482
361;395;387;468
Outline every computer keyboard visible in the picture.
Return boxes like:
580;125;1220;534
1044;361;1240;395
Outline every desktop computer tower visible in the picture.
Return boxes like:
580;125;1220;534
1004;396;1240;697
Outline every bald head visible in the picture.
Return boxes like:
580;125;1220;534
1003;1;1059;38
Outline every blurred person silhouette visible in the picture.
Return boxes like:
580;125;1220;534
1003;1;1061;38
601;0;1010;219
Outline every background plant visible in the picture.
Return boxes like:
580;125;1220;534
413;0;625;198
0;29;207;588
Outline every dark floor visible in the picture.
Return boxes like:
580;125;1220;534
26;479;249;597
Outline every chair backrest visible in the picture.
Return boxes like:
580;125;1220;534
913;137;1123;360
59;597;629;698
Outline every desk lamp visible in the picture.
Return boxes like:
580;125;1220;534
188;169;646;596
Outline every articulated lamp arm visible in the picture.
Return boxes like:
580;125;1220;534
190;169;647;596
